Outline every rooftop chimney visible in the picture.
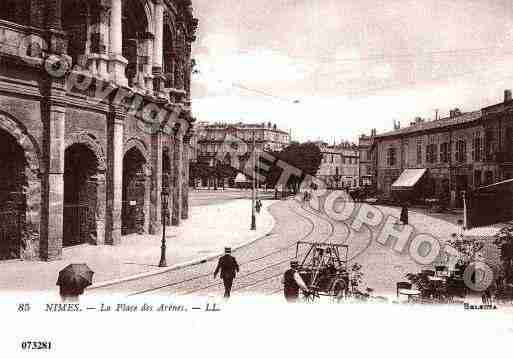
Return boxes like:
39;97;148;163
505;89;512;103
449;108;461;118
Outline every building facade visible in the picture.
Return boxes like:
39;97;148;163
0;0;198;261
372;90;513;207
358;130;376;187
315;141;359;189
193;121;291;161
190;122;291;187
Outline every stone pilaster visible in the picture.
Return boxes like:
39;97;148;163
150;132;163;234
143;164;152;234
105;106;125;245
40;100;65;261
181;130;192;220
172;126;183;226
184;43;192;99
108;0;128;86
92;173;106;245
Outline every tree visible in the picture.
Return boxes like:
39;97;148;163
264;142;322;193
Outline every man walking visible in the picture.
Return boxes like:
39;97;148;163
214;247;240;298
282;260;310;303
400;202;409;225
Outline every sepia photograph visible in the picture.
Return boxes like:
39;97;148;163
0;0;512;357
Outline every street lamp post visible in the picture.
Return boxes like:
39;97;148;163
159;188;170;267
251;131;256;230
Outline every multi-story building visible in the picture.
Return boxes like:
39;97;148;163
371;90;513;207
0;1;198;261
315;141;359;189
192;121;291;164
358;130;376;187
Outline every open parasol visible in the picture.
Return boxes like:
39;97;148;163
56;263;94;291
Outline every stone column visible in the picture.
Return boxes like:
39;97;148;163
108;0;128;86
150;132;163;234
152;1;165;95
142;32;155;92
40;101;65;261
143;164;152;234
153;1;164;70
92;173;106;245
172;126;183;226
181;131;192;220
105;106;125;245
26;0;46;58
46;0;68;56
89;3;110;79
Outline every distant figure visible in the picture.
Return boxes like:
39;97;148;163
282;260;310;303
400;203;409;225
256;199;262;214
214;247;240;299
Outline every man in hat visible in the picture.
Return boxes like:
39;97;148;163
214;247;240;298
282;260;310;302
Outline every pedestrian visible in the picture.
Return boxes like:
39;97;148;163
282;260;310;303
214;247;240;299
400;202;409;225
256;199;262;213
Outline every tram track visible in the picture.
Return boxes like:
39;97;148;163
88;195;374;298
129;199;326;297
227;200;349;297
86;198;320;296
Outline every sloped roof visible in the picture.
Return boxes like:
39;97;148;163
375;111;482;139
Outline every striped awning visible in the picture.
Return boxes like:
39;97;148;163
392;168;427;190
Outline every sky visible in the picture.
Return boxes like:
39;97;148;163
190;0;513;143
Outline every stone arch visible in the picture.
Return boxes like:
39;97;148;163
0;111;42;260
122;140;150;235
65;132;106;172
124;137;150;163
0;111;41;176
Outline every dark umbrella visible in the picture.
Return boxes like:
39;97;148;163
57;263;94;292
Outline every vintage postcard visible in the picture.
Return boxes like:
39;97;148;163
0;0;512;357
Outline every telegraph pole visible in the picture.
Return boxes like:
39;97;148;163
251;130;256;230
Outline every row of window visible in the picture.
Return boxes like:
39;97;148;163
199;130;289;143
385;138;512;166
322;155;358;164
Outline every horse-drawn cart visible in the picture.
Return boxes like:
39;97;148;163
295;241;351;301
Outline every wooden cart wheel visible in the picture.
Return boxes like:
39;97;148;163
302;289;318;303
331;279;348;303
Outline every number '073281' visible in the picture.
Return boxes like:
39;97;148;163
20;341;52;350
